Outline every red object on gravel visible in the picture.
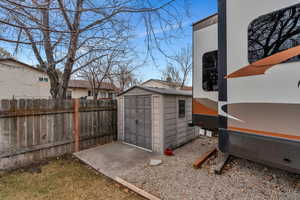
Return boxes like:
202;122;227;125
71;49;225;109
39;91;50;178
164;148;174;156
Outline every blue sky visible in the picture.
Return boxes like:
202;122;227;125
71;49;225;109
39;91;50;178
3;0;217;86
133;0;217;85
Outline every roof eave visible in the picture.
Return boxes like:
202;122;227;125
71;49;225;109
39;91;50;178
192;13;218;26
0;58;46;74
118;86;192;97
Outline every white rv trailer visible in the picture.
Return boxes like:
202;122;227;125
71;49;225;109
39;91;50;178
192;14;219;130
193;0;300;173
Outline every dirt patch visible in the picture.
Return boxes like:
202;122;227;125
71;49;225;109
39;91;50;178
0;155;145;200
121;137;300;200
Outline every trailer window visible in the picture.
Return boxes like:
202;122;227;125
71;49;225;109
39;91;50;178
203;50;218;91
248;3;300;63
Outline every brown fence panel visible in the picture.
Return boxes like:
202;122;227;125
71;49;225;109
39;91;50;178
0;99;117;170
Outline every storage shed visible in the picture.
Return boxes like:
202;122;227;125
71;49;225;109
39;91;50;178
117;86;196;153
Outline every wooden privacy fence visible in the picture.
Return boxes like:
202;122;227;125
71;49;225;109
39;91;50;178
0;99;117;170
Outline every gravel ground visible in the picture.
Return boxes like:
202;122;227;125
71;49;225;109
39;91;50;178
121;137;300;200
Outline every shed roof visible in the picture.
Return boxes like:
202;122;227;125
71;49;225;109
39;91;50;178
142;79;181;88
119;86;192;97
141;79;192;90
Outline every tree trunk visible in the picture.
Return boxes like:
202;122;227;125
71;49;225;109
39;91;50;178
57;67;72;100
93;90;98;100
47;68;61;99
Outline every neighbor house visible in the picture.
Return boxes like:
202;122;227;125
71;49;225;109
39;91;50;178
141;79;192;90
0;58;51;100
67;80;118;99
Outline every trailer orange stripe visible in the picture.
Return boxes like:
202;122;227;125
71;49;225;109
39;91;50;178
226;45;300;78
229;126;300;141
192;99;218;116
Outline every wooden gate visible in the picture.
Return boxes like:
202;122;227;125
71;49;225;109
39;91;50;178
124;95;152;150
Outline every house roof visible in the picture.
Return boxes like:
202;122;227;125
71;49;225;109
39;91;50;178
192;13;218;31
0;58;45;73
118;86;192;97
180;86;192;91
68;79;117;91
141;79;191;89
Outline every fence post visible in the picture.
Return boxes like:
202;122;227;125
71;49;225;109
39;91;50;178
73;99;80;152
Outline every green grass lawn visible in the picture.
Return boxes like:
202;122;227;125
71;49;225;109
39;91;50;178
0;156;144;200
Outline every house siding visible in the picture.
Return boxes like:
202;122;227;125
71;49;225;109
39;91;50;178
70;88;89;99
0;60;51;100
70;88;114;99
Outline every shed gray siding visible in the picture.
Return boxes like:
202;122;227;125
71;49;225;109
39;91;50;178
152;95;163;152
118;86;195;154
117;96;125;140
117;88;155;142
163;96;195;149
163;96;178;149
177;97;195;146
124;95;152;150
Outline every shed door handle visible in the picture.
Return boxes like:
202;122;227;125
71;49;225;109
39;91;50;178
135;120;138;124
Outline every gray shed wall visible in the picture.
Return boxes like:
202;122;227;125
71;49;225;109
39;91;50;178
163;96;195;150
118;87;195;154
117;88;156;142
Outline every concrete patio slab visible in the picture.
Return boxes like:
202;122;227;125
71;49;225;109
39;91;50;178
74;142;156;180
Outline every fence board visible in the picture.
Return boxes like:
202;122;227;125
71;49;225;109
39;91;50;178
10;117;17;152
41;115;48;144
34;115;41;145
27;115;33;147
0;99;117;170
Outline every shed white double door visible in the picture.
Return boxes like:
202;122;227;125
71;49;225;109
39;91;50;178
124;95;152;150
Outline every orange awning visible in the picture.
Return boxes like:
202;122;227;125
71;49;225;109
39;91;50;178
226;45;300;78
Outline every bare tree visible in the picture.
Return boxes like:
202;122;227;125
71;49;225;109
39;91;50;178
161;64;181;86
0;0;188;99
112;61;141;92
249;4;300;63
77;49;123;100
0;47;11;58
161;45;192;88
